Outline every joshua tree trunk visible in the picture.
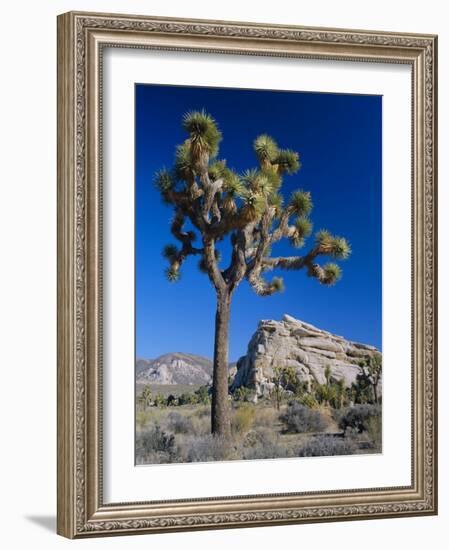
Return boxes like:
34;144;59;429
373;382;378;405
211;290;232;438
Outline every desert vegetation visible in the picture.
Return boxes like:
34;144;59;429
135;359;382;464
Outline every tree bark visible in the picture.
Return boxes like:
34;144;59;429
373;382;378;405
211;290;232;438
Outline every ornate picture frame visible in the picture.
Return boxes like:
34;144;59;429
57;11;437;538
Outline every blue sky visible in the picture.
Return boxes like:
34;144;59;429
135;84;382;361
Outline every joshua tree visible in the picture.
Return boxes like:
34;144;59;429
154;110;351;438
138;385;152;411
359;353;382;404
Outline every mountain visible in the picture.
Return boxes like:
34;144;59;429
231;314;381;396
136;352;213;385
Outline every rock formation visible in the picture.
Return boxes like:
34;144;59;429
231;314;381;397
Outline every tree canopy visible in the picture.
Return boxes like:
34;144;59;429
155;109;351;297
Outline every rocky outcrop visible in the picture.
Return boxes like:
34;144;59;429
231;314;381;396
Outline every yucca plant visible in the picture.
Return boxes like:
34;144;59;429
138;385;153;411
154;110;351;438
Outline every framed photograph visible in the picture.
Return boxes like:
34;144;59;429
57;11;438;538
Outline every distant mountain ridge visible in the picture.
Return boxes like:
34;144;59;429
136;352;213;385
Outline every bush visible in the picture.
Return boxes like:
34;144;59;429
166;411;193;434
192;405;210;418
281;402;327;433
297;435;355;457
177;393;198;406
194;385;211;405
242;427;291;460
338;404;381;434
153;393;167;407
365;413;382;444
136;410;151;430
252;406;278;428
233;386;253;402
297;393;320;409
232;404;256;435
183;435;232;462
136;425;175;463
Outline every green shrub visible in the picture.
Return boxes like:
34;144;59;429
338;404;381;434
194;385;211;405
153;393;167;407
233;386;252;402
297;393;320;409
281;402;327;433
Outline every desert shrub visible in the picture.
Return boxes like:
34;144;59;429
182;435;232;462
281;366;309;395
192;405;210;418
166;394;178;407
153;393;167;407
365;412;382;450
315;383;338;406
136;410;151;430
252;406;278;428
136;425;175;463
242;427;291;460
177;393;196;406
297;435;355;457
268;385;287;410
194;385;211;405
189;415;209;437
338;404;381;434
137;384;153;410
232;404;256;435
297;393;320;409
281;402;327;433
233;386;253;402
350;371;379;404
166;411;193;434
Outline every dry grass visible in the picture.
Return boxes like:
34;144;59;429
135;401;382;464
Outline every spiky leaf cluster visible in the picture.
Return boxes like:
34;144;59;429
290;217;313;248
183;110;222;158
271;276;285;292
154;169;174;192
165;265;181;282
254;134;279;163
322;263;342;285
275;149;301;174
289;190;313;216
316;230;351;259
173;142;194;181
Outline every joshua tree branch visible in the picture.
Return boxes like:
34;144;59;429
246;271;283;296
270;207;293;243
203;237;226;292
200;173;224;223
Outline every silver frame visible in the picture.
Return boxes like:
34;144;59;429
57;11;438;538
